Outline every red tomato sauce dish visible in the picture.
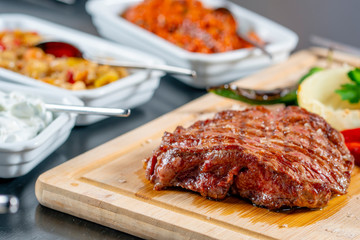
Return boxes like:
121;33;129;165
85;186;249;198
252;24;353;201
122;0;263;54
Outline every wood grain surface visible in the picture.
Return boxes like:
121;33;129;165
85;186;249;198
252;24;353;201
35;48;360;240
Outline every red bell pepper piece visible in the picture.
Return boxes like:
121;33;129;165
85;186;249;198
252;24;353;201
344;142;360;166
0;41;6;51
341;128;360;166
66;70;75;84
13;38;21;46
341;128;360;142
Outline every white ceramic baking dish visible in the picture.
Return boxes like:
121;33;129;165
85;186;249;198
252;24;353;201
86;0;298;88
0;82;80;178
0;14;165;125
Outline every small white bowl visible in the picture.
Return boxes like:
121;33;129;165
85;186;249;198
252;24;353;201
0;14;165;125
0;82;80;178
86;0;298;88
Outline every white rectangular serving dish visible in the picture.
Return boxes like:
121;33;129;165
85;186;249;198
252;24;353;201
0;82;80;178
0;14;165;125
86;0;298;88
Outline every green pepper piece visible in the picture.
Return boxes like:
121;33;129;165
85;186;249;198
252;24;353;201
208;84;298;106
208;66;324;106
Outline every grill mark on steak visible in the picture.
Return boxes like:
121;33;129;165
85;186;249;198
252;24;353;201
144;106;354;209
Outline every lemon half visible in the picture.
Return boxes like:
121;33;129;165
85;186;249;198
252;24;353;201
298;68;360;131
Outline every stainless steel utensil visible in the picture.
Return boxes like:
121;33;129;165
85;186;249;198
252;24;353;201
310;35;360;56
239;33;273;60
45;104;131;117
214;7;273;59
0;195;19;214
87;55;197;78
35;41;197;78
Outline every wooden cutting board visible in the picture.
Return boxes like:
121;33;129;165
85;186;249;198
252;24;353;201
35;48;360;240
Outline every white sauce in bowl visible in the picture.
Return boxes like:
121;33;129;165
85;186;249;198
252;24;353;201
0;91;53;143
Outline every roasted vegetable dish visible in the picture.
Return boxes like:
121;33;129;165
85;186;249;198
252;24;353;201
0;30;128;90
122;0;263;53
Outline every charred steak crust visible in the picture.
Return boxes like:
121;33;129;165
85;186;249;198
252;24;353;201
144;106;354;209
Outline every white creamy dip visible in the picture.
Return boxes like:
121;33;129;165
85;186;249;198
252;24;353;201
0;91;53;143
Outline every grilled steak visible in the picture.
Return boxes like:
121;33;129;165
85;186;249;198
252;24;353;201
144;106;354;209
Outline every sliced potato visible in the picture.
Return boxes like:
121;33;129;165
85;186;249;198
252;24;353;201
297;68;360;131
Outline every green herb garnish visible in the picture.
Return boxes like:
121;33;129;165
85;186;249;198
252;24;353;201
335;68;360;103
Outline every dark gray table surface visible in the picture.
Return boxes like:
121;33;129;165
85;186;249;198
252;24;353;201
0;0;359;239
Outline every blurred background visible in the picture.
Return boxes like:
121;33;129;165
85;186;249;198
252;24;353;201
238;0;360;51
